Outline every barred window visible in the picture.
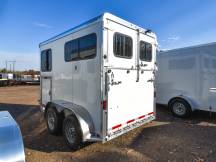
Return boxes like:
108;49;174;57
114;33;132;58
140;41;152;62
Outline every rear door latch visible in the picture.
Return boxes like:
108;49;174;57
147;78;154;82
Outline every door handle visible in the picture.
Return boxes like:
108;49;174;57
210;88;216;92
147;78;154;82
74;65;78;70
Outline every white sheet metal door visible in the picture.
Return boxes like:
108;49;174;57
105;21;156;140
209;88;216;112
41;76;52;105
202;55;216;112
138;32;156;116
208;70;216;112
40;48;52;106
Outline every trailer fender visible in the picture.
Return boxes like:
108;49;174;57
168;95;199;111
48;100;95;142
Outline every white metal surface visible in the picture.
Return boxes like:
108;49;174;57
0;111;25;162
104;18;156;139
156;42;216;112
40;13;157;142
41;76;52;106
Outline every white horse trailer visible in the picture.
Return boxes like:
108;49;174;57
40;13;157;149
156;42;216;117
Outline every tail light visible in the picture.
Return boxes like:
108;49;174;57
101;100;107;110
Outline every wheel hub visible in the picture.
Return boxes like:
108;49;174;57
47;111;55;130
65;121;76;144
173;102;186;115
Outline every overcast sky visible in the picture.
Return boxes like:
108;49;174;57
0;0;216;70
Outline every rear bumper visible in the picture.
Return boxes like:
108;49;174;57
105;112;155;142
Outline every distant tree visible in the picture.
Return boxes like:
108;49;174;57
21;69;40;77
0;68;7;73
35;71;40;75
28;70;35;77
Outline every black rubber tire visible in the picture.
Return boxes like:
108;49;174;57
45;106;62;135
62;115;82;150
169;98;192;118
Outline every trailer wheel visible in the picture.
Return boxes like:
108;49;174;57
63;115;82;150
169;98;192;118
45;106;62;135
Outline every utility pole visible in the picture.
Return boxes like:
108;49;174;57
5;60;7;71
6;60;16;73
12;60;16;73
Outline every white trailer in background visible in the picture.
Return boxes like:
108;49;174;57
20;75;33;82
40;13;157;149
7;73;14;80
156;42;216;117
0;73;9;86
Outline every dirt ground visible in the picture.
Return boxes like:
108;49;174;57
0;86;216;162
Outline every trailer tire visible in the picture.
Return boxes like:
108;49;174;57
63;115;82;150
45;106;62;135
169;98;192;118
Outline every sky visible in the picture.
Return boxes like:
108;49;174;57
0;0;216;70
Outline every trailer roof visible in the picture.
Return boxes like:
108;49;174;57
40;12;156;47
160;42;216;54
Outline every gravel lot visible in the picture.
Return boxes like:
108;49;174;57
0;86;216;162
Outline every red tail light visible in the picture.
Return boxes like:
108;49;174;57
102;100;107;110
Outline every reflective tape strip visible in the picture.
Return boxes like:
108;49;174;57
127;119;135;124
112;124;122;130
138;115;145;119
111;112;155;130
148;112;154;115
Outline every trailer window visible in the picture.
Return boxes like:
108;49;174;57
140;41;152;62
64;33;97;61
65;39;78;61
114;33;132;58
41;49;52;72
79;33;97;59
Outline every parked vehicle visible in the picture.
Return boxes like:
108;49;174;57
40;13;157;150
156;42;216;117
7;73;14;80
0;73;9;86
20;75;33;83
0;111;25;162
20;75;40;85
